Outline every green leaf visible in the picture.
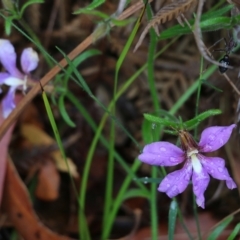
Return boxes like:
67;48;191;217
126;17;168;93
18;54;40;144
207;216;233;240
160;5;233;40
163;129;178;135
122;188;150;200
227;223;240;240
168;200;178;240
63;49;101;83
73;0;105;14
20;0;44;17
143;113;179;129
72;49;101;67
73;9;109;19
184;109;222;130
142;118;154;144
202;80;223;92
58;94;76;127
56;47;92;95
4;16;13;35
41;89;67;162
111;18;135;27
200;16;232;31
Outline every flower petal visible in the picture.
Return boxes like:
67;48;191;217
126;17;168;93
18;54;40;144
21;48;39;73
201;156;237;189
0;73;10;84
158;161;192;197
2;87;16;118
138;142;185;166
198;124;236;152
3;76;24;87
192;166;210;208
0;39;21;77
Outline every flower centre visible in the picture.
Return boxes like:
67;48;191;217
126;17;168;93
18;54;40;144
187;149;202;174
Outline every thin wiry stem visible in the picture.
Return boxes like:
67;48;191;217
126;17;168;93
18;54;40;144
223;73;240;96
193;0;233;70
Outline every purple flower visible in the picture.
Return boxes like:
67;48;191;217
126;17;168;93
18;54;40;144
0;39;39;118
138;124;237;208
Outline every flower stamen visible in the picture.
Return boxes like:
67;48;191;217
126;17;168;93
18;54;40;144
191;154;202;174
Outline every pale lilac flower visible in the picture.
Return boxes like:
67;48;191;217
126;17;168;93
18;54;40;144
0;39;39;118
138;124;237;208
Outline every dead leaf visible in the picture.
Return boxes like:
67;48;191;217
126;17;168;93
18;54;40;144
2;157;76;240
35;160;60;201
21;124;78;178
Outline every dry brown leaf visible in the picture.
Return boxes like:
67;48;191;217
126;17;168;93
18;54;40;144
20;124;79;178
2;158;76;240
35;160;60;201
134;0;197;52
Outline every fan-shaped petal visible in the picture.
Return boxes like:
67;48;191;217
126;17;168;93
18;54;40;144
20;48;39;73
198;125;236;152
0;73;10;84
0;39;21;77
158;161;192;197
2;87;16;118
138;141;185;166
201;156;237;189
192;166;210;208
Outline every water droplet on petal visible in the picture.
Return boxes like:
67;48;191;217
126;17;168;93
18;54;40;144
160;147;166;152
218;167;223;172
170;157;177;162
167;184;170;187
209;134;215;140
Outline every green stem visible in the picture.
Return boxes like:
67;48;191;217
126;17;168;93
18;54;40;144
101;160;143;239
194;56;204;137
79;37;178;240
146;3;161;239
150;166;158;239
102;69;118;229
67;92;148;192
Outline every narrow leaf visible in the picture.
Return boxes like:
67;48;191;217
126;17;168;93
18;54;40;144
184;109;222;129
207;216;233;240
227;223;240;240
144;113;179;129
73;0;105;14
73;9;109;19
168;200;178;240
58;95;76;127
122;188;150;200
